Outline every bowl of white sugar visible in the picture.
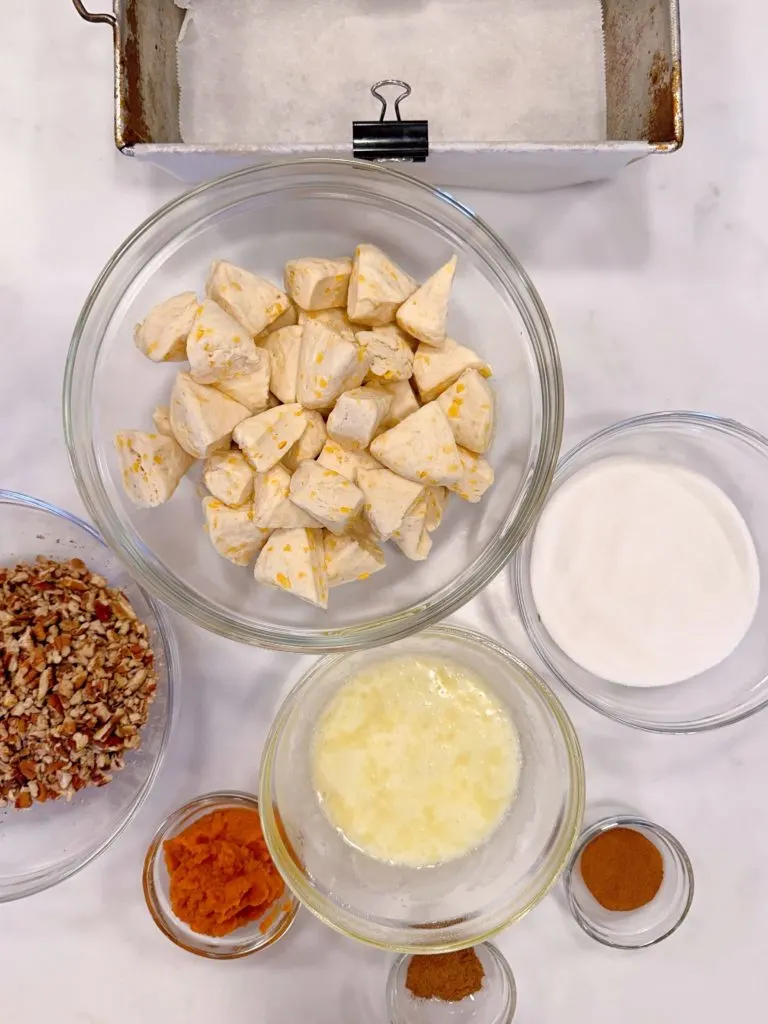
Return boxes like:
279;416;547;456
514;411;768;732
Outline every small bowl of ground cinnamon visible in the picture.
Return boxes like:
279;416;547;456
387;943;517;1023
563;814;694;949
142;791;299;958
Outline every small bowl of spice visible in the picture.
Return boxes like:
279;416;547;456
563;814;694;949
143;791;299;958
387;944;517;1024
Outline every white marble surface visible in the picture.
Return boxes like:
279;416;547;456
2;2;768;1022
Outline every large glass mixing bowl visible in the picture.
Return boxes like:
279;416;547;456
64;159;562;651
259;625;585;951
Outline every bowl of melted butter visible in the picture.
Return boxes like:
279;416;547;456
259;624;584;952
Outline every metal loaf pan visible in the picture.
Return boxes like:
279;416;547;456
73;0;683;191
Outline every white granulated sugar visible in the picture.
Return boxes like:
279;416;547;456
175;0;606;145
530;457;760;688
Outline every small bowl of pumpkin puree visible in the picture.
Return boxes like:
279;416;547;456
142;791;298;958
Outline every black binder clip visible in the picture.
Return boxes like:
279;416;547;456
353;80;429;163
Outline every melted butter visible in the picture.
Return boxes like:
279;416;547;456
311;656;520;867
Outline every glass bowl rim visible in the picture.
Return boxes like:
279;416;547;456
562;813;694;950
142;789;300;959
259;622;585;952
386;941;518;1023
0;488;178;902
63;156;563;653
513;410;768;733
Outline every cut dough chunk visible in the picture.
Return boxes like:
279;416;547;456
203;497;271;566
289;461;364;535
412;338;491;403
285;257;352;311
356;325;415;382
316;440;380;483
297;320;370;410
254;528;328;608
282;410;327;472
298;308;357;342
170;372;251;459
357;465;424;540
213;348;271;413
206;260;290;337
392;495;432;561
253;463;322;529
425;486;449;532
152;405;173;437
262;325;302;404
437;368;495;454
254;303;298;342
187;299;263;384
347;244;417;327
379;379;420;429
324;531;386;587
448;448;495;503
134;292;197;362
203;450;254;507
370;402;463;486
115;430;193;508
233;404;307;472
326;386;392;451
396;255;457;348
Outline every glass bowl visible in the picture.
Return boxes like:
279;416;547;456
259;624;585;952
142;791;299;959
563;815;694;949
0;490;177;901
64;158;562;652
387;943;517;1024
514;412;768;732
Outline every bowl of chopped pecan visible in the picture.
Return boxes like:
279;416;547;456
0;490;178;901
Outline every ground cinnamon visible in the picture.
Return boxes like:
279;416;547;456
580;827;664;912
163;807;284;937
405;949;485;1002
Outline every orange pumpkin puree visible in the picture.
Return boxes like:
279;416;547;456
163;807;284;937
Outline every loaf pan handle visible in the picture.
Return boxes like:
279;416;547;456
72;0;116;28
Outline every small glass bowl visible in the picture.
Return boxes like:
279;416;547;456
563;815;694;949
0;490;177;902
142;791;299;959
387;943;517;1024
260;624;584;952
514;412;768;732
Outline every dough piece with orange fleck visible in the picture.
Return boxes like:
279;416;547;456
284;257;352;311
203;450;254;507
437;368;495;454
347;244;417;327
379;379;420;429
202;497;271;566
412;339;491;403
233;405;307;472
282;410;327;472
297;320;370;410
115;430;193;508
254;528;328;608
253;464;320;529
152;405;173;437
447;448;495;503
316;439;380;483
392;494;432;561
396;256;457;348
298;308;357;342
187;299;264;385
324;531;386;588
169;373;251;459
262;325;303;404
326;386;392;451
370;402;462;487
212;349;271;413
289;462;364;536
356;465;424;541
206;260;290;337
425;486;449;532
254;303;298;342
134;292;197;362
356;325;414;382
